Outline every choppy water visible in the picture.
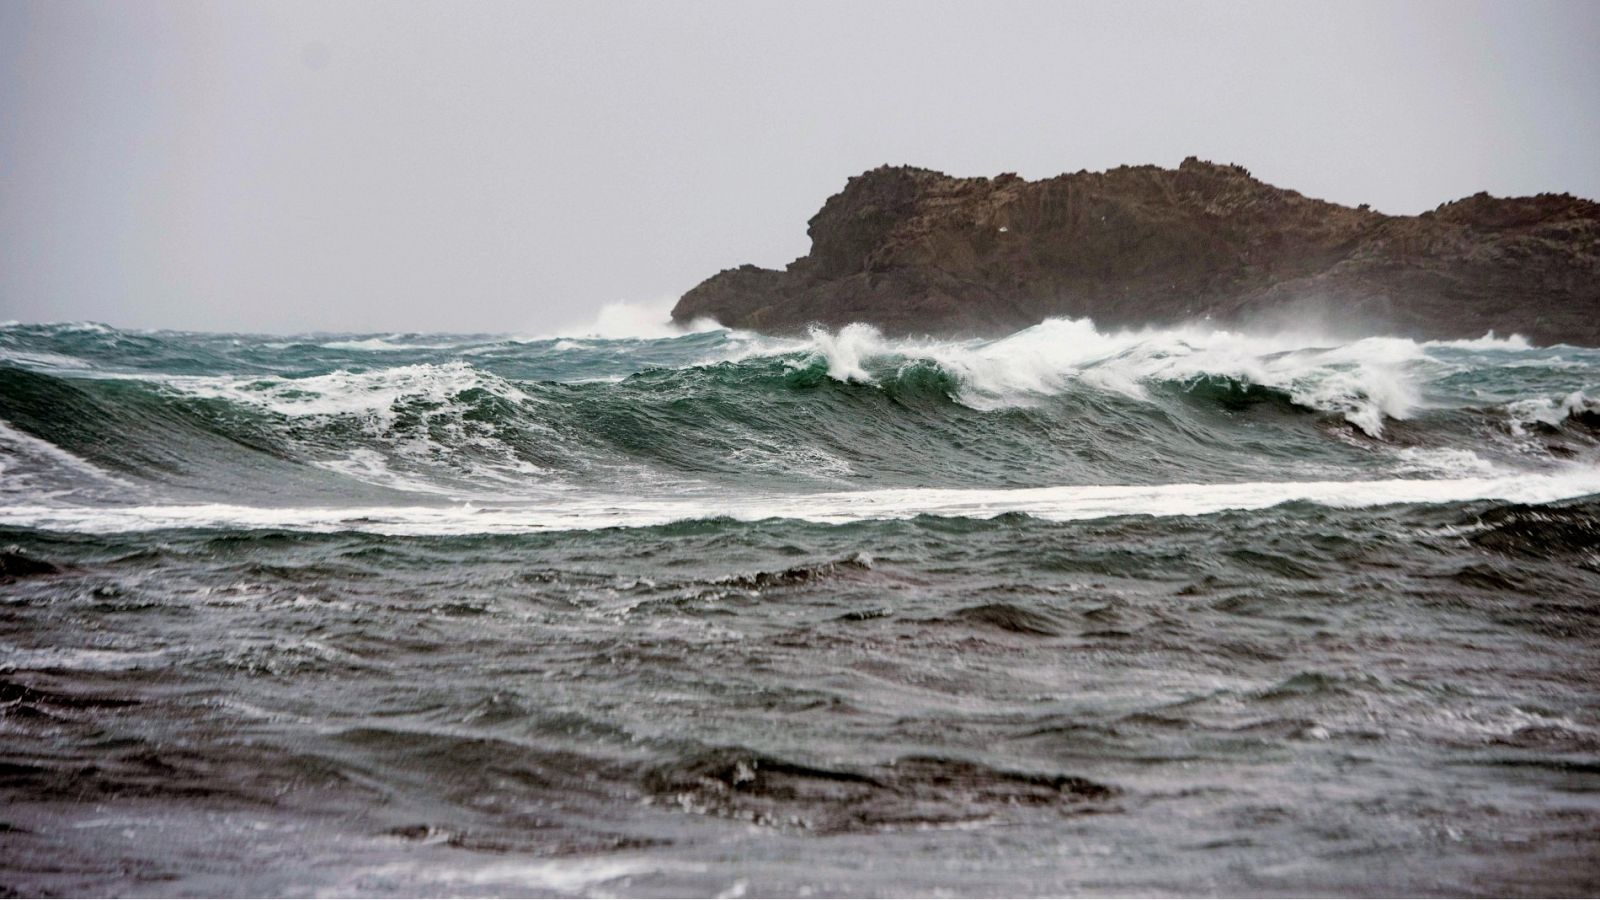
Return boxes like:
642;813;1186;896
2;317;1599;896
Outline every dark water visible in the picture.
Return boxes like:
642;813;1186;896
2;319;1599;896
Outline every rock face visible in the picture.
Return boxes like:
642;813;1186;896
671;159;1600;345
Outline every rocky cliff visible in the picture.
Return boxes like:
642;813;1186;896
671;159;1600;345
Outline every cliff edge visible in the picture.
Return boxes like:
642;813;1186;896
671;159;1600;345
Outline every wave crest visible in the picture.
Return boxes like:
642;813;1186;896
793;318;1425;436
1507;391;1600;436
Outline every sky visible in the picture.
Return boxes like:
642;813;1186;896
1;0;1597;334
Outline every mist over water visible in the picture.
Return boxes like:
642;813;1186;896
3;313;1600;895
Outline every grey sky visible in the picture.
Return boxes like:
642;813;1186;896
2;0;1597;334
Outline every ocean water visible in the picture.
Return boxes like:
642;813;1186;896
2;317;1599;896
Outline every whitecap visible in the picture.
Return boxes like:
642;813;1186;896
1506;390;1597;436
1424;331;1534;351
787;318;1432;436
149;363;558;493
1390;447;1500;477
161;362;533;421
318;336;459;351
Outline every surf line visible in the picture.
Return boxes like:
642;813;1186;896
4;471;1598;535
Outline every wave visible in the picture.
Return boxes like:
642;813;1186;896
1506;391;1599;436
0;362;570;501
0;419;139;503
162;362;536;421
316;336;465;352
1;317;1595;506
0;320;121;334
786;319;1434;436
1425;331;1535;351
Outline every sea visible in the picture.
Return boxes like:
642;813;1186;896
2;315;1598;896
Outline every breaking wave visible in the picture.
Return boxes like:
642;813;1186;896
1;317;1596;522
795;319;1430;436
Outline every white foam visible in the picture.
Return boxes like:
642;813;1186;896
1506;390;1597;436
318;336;459;351
0;348;95;371
38;321;117;334
312;447;466;496
782;318;1436;436
1424;331;1534;351
348;857;692;893
5;470;1597;536
1389;447;1500;477
162;362;531;421
153;363;559;493
807;323;883;382
0;645;168;672
0;419;139;498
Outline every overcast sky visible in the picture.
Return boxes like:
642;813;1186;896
2;0;1597;334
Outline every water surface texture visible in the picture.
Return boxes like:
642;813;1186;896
2;319;1599;896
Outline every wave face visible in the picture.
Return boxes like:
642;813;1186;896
3;317;1600;895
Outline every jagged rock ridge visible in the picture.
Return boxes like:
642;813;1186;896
671;158;1600;345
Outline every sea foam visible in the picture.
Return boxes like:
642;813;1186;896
791;318;1440;436
6;469;1598;535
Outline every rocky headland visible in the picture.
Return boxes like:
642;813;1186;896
671;159;1600;345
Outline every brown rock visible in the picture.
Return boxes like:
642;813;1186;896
671;159;1600;345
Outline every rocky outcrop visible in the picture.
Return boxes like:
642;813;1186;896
671;159;1600;345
